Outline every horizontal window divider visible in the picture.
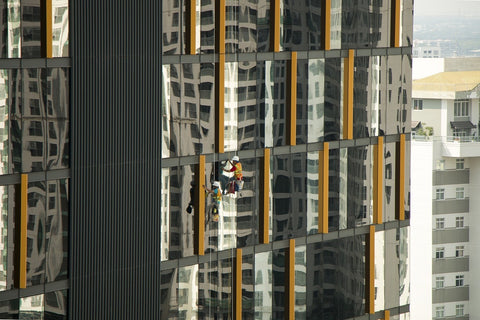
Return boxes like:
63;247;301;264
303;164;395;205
161;46;412;65
344;305;409;320
0;169;71;186
161;134;405;168
0;58;71;69
159;219;409;271
0;280;69;302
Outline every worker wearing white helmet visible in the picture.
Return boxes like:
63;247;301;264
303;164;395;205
223;155;243;194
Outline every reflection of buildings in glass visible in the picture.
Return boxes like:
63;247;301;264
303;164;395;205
21;0;41;58
347;146;372;227
198;260;232;319
178;265;198;319
52;0;69;57
162;0;182;55
254;252;272;320
26;182;46;286
0;1;21;58
224;62;238;152
330;0;342;49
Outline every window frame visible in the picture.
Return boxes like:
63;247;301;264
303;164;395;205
435;247;445;259
435;188;445;200
456;304;464;316
413;99;423;110
454;99;470;117
456;245;465;257
435;276;444;289
456;216;465;228
456;158;465;170
455;274;464;287
435;218;445;229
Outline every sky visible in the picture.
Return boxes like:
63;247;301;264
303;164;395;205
414;0;480;16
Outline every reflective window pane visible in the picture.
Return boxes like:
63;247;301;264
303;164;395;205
353;56;371;139
254;251;272;318
306;152;318;235
280;0;309;51
384;142;396;222
0;186;15;292
237;61;257;150
347;145;372;227
242;254;254;318
324;58;342;142
20;294;44;319
21;1;41;58
162;0;183;55
52;0;69;57
45;290;67;319
160;268;178;319
26;181;46;287
257;0;271;52
307;59;324;143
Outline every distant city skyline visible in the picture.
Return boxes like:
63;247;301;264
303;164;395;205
415;0;480;16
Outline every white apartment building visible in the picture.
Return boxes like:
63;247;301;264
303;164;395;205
411;70;480;320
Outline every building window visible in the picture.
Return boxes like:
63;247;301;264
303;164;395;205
436;188;445;200
456;158;465;169
456;304;464;316
456;187;465;199
456;216;464;228
435;218;445;229
413;99;423;110
456;246;465;257
454;99;470;117
435;247;444;259
456;275;464;287
435;306;445;318
436;160;445;170
435;276;444;288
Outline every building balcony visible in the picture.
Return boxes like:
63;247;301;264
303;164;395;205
442;136;480;157
433;285;469;303
433;256;469;274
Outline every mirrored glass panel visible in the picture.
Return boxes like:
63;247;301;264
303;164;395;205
324;58;342;142
306;151;318;235
256;0;270;52
200;0;214;54
254;251;272;318
238;0;257;52
272;61;287;147
401;0;413;47
404;140;410;219
384;229;400;309
399;227;409;306
341;0;371;48
178;265;199;319
0;1;21;58
339;147;347;229
295;245;307;319
9;69;22;173
280;0;309;51
236;157;256;247
224;62;239;152
19;294;43;318
307;59;324;143
386;55;402;135
46;68;69;170
256;60;274;148
0;69;9;174
307;0;323;50
45;179;68;282
296;59;308;145
199;258;232;319
272;248;285;319
384;142;396;222
330;0;342;49
242;254;254;318
0;298;19;319
347;145;372;227
401;55;412;134
328;148;340;232
162;0;183;55
161;64;181;158
52;0;69;57
0;186;15;292
371;0;390;48
353;56;371;139
225;0;239;53
237;61;257;150
160;268;178;320
45;290;67;319
374;230;385;312
26;181;46;287
22;69;46;173
21;1;41;58
370;56;387;136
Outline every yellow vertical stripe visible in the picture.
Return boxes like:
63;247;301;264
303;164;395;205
271;0;280;52
343;49;354;140
41;0;53;58
288;52;297;146
286;239;295;320
394;0;401;47
20;174;28;288
194;155;205;255
384;310;390;320
324;0;331;50
260;148;270;244
396;134;405;220
215;55;225;153
373;136;384;224
215;0;225;54
235;248;243;319
366;225;375;314
186;0;196;55
318;142;329;233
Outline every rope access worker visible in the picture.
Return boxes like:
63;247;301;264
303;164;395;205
223;156;243;194
203;181;222;222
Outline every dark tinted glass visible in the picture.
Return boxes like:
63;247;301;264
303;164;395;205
242;254;254;318
296;59;308;145
45;290;68;319
21;1;41;58
371;0;390;48
328;148;340;231
401;55;412;134
324;58;342;142
160;268;178;319
0;298;19;319
272;248;285;319
26;181;46;286
341;0;371;48
256;0;270;52
0;186;15;291
236;157;256;247
308;0;323;50
386;55;402;135
281;0;309;51
347;146;372;227
353;56;371;139
238;0;257;52
45;179;69;282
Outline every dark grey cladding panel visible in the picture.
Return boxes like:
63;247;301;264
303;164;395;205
433;257;469;274
433;199;469;214
71;1;162;319
433;169;469;186
433;228;469;244
432;287;469;304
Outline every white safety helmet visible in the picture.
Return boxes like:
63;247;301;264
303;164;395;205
232;156;239;162
213;181;221;188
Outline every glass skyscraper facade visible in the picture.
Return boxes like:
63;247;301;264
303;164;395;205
0;0;412;319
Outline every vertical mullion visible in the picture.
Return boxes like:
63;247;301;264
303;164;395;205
215;0;225;54
215;55;225;153
285;239;295;319
287;52;297;145
323;0;331;50
234;248;242;319
260;148;270;244
185;0;196;54
365;225;375;314
19;174;28;288
270;0;280;52
396;134;405;220
41;0;53;58
343;49;354;140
